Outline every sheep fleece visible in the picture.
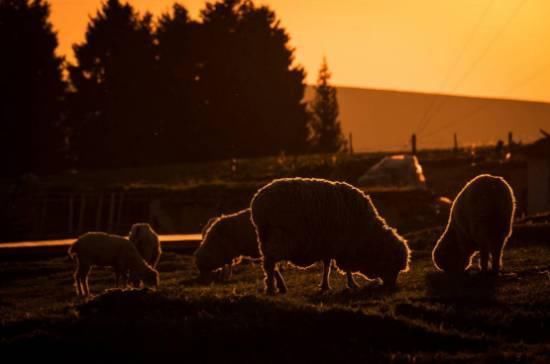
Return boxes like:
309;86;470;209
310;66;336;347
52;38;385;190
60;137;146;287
251;178;408;274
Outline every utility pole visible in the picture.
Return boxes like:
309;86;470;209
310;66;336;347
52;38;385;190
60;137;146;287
453;133;459;155
411;133;417;155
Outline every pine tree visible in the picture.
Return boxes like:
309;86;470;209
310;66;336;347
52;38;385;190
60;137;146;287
67;0;158;168
156;3;199;163
195;0;309;159
0;0;66;176
310;58;345;153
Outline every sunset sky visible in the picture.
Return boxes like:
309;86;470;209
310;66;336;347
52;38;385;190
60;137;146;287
49;0;550;103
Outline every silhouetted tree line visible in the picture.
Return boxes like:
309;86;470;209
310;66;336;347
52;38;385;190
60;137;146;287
0;0;343;176
0;0;66;176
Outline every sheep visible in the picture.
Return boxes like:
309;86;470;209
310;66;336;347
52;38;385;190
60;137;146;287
250;177;411;295
432;174;515;274
129;223;161;268
68;232;159;297
194;208;260;281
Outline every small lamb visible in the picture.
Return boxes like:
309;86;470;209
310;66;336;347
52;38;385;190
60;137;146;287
68;232;159;297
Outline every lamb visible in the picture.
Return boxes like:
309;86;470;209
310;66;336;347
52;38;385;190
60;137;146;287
250;177;411;294
194;208;261;281
129;223;161;268
68;232;159;297
432;174;515;274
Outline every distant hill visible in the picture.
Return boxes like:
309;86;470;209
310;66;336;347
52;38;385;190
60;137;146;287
305;86;550;152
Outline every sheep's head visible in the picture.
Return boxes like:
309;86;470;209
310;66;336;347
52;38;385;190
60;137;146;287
194;245;227;281
381;227;410;286
359;226;410;287
432;233;469;273
194;219;233;280
129;223;153;244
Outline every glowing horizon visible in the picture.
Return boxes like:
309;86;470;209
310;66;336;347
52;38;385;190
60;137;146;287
49;0;550;103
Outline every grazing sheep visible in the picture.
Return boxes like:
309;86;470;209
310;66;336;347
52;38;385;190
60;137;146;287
194;209;260;281
251;178;411;294
129;223;161;268
432;174;515;274
68;232;159;297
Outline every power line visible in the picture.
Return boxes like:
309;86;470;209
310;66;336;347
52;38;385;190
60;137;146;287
420;60;550;141
419;0;528;136
415;0;495;134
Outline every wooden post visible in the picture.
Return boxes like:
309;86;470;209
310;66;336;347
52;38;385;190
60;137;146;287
508;131;513;149
116;192;125;232
68;194;75;234
95;193;103;231
107;192;115;232
77;194;86;233
411;134;417;155
453;133;458;155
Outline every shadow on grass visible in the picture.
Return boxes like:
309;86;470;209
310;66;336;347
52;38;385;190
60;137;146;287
1;288;488;362
425;271;498;303
178;275;236;287
307;281;398;305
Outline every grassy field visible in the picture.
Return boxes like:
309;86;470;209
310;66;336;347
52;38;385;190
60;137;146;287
1;231;549;363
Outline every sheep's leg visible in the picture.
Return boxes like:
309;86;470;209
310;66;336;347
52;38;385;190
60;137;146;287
274;264;287;294
480;247;489;273
346;271;358;289
216;269;224;281
77;264;91;297
220;264;232;281
491;243;503;274
115;270;128;288
74;266;83;297
320;259;332;291
263;258;277;295
226;264;233;280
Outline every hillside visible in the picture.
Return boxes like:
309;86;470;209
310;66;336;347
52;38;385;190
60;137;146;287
305;86;550;152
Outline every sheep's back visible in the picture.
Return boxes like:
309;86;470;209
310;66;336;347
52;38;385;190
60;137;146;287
72;232;131;266
251;178;376;263
226;209;260;258
451;175;515;241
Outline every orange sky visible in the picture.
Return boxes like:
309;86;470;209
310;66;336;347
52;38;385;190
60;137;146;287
49;0;550;103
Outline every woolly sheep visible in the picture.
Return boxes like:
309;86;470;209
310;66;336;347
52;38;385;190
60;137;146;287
432;174;515;274
68;232;159;297
129;223;161;268
251;177;411;294
195;209;260;281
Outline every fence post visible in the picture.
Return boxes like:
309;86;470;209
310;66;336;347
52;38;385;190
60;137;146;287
68;194;75;234
95;193;103;231
116;192;125;233
77;194;86;234
453;133;458;155
107;192;116;233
